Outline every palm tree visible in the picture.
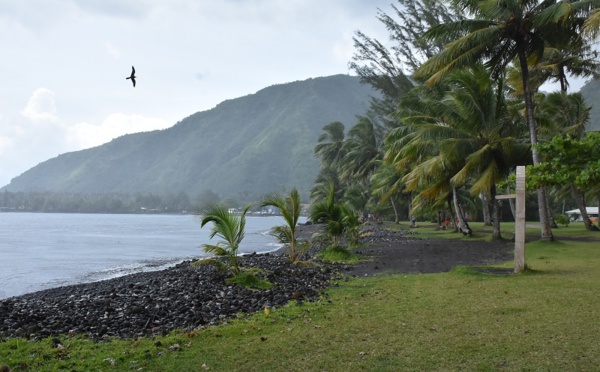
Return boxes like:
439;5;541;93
414;0;599;240
397;65;531;239
583;8;600;38
310;167;342;204
370;162;406;223
340;116;383;184
197;203;251;275
310;184;355;247
314;121;346;170
537;92;598;231
261;188;303;262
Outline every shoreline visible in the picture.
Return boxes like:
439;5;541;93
0;224;513;341
0;252;345;340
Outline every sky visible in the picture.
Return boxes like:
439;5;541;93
0;1;593;188
0;0;393;187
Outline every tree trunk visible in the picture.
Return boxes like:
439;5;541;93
390;197;399;223
571;183;599;231
518;48;554;241
481;193;492;226
490;185;502;240
453;185;472;236
546;192;558;228
447;196;458;233
507;185;516;221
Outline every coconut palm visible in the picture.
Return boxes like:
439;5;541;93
197;203;251;275
261;188;303;262
339;116;383;184
414;0;599;240
314;121;346;170
396;65;531;239
310;184;357;247
370;161;406;223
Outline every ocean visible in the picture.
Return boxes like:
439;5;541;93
0;212;289;299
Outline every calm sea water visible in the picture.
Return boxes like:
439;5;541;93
0;213;290;299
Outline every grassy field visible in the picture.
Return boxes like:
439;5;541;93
2;222;600;371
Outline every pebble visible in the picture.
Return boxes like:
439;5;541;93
0;255;345;340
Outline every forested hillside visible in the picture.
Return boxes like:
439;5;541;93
1;75;378;201
581;78;600;131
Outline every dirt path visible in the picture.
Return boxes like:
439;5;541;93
348;236;514;277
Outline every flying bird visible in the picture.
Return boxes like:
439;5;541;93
126;66;136;87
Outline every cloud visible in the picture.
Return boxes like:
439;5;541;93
0;88;172;186
68;113;171;149
20;88;60;123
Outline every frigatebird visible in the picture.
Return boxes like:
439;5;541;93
126;66;136;87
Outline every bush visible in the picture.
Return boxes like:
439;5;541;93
317;246;361;263
555;214;570;227
226;272;273;289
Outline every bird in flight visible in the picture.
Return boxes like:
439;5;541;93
126;66;136;87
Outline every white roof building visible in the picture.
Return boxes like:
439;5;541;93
565;207;599;221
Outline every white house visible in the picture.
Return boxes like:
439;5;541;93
565;207;599;222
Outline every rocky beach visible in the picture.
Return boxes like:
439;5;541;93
0;224;512;341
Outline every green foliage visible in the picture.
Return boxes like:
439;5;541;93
529;132;600;190
316;245;361;263
3;227;599;371
555;214;571;227
310;184;359;247
261;188;303;262
192;257;228;273
225;272;273;289
197;203;252;276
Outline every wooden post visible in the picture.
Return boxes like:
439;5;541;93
514;166;526;273
495;166;526;273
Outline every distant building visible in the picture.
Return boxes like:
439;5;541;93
565;207;599;222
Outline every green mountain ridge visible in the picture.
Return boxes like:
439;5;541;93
4;75;599;202
579;78;600;132
2;75;377;200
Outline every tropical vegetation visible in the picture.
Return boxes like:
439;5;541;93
196;203;252;276
309;0;600;240
261;188;304;261
3;224;600;371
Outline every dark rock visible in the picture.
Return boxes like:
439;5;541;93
0;255;343;339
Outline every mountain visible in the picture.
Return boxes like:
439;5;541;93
580;78;600;132
2;75;378;201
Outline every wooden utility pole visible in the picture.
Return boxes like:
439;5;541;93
496;166;526;273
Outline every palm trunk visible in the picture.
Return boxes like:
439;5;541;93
447;197;458;233
518;48;554;241
490;185;502;240
507;185;517;221
390;197;399;223
571;183;599;231
452;184;472;236
480;193;492;226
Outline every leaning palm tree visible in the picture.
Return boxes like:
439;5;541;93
397;65;531;239
261;188;302;262
314;121;346;170
370;161;406;223
197;203;251;275
414;0;599;240
340;116;383;184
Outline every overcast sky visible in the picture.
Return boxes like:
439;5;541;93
0;0;395;187
0;1;592;188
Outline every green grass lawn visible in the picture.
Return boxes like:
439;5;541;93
2;223;600;371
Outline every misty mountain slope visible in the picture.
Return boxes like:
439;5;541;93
580;78;600;132
3;75;378;199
